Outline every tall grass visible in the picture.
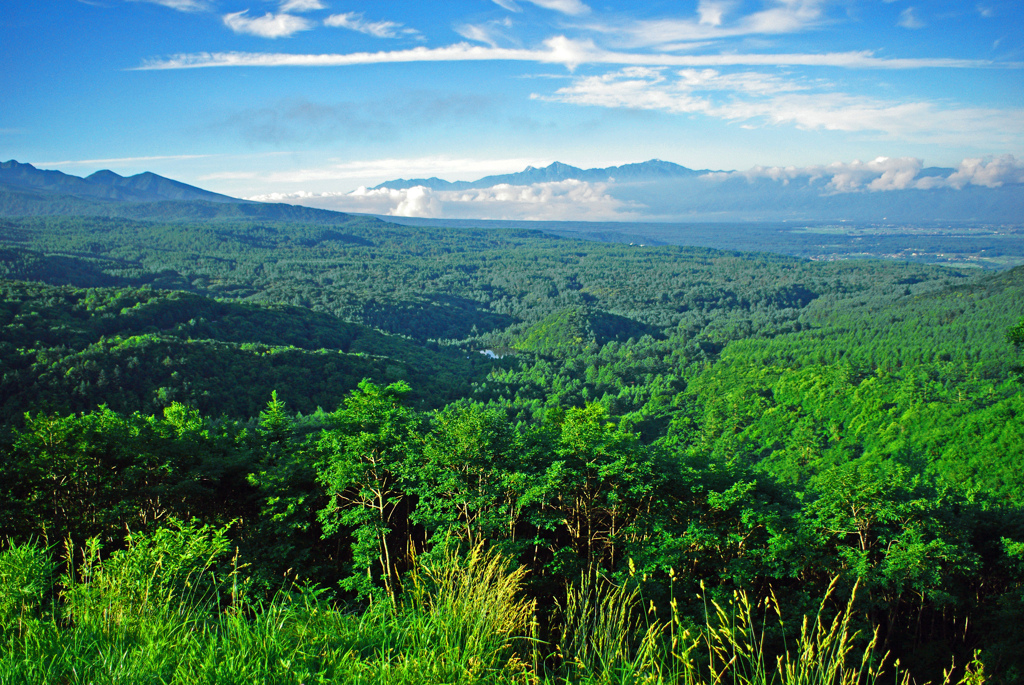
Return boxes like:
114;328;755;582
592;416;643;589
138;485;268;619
0;529;985;684
553;572;985;685
0;528;536;684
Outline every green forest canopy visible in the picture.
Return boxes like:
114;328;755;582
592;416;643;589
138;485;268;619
1;213;1023;682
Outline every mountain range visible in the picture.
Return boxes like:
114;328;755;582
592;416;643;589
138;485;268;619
365;159;1023;223
371;159;712;191
3;157;1023;224
0;160;240;204
0;160;370;224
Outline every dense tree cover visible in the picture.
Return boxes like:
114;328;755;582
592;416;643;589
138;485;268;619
0;215;975;343
2;384;1023;681
1;213;1023;681
0;280;489;420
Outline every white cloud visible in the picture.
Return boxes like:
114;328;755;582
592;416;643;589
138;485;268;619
708;155;1024;192
492;0;522;11
248;180;636;220
137;38;994;70
522;0;590;16
128;0;209;12
697;0;734;26
539;67;805;114
456;18;514;47
279;0;326;11
897;7;925;29
592;0;828;48
676;67;807;95
825;157;924;191
223;11;313;38
201;156;548;186
323;12;416;38
236;155;1023;220
541;67;1024;144
457;24;500;47
941;155;1024;189
40;154;211;167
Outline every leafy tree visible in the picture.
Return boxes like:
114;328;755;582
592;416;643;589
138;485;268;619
533;404;664;576
1009;317;1024;347
315;380;421;599
414;404;524;550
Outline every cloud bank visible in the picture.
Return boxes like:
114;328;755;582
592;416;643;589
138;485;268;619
238;155;1024;223
249;179;636;221
708;155;1024;192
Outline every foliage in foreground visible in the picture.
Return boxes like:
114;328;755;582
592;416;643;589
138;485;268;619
0;523;989;685
0;523;536;684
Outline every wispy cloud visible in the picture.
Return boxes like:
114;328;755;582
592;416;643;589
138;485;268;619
457;24;501;47
127;0;210;12
456;18;514;48
205;156;547;185
492;0;522;11
697;0;735;27
137;37;998;70
897;7;925;29
540;66;1024;144
323;12;418;38
39;154;212;167
279;0;325;11
213;100;391;145
522;0;590;16
589;0;829;49
222;11;314;38
210;92;497;146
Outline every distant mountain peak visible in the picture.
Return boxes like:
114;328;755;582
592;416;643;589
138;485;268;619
86;169;124;182
372;159;713;192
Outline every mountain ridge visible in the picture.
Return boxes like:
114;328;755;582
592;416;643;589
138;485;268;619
0;161;378;224
0;160;242;204
372;159;715;191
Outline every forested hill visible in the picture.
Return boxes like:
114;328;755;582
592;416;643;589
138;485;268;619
2;209;1024;682
0;159;240;204
0;183;379;224
0;161;382;224
0;280;486;420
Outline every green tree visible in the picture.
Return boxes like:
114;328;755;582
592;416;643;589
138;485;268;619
803;460;976;652
315;380;420;599
414;404;524;550
534;404;663;576
243;392;325;586
1009;316;1024;348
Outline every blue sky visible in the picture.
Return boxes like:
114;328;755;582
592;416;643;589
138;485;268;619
2;0;1022;218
